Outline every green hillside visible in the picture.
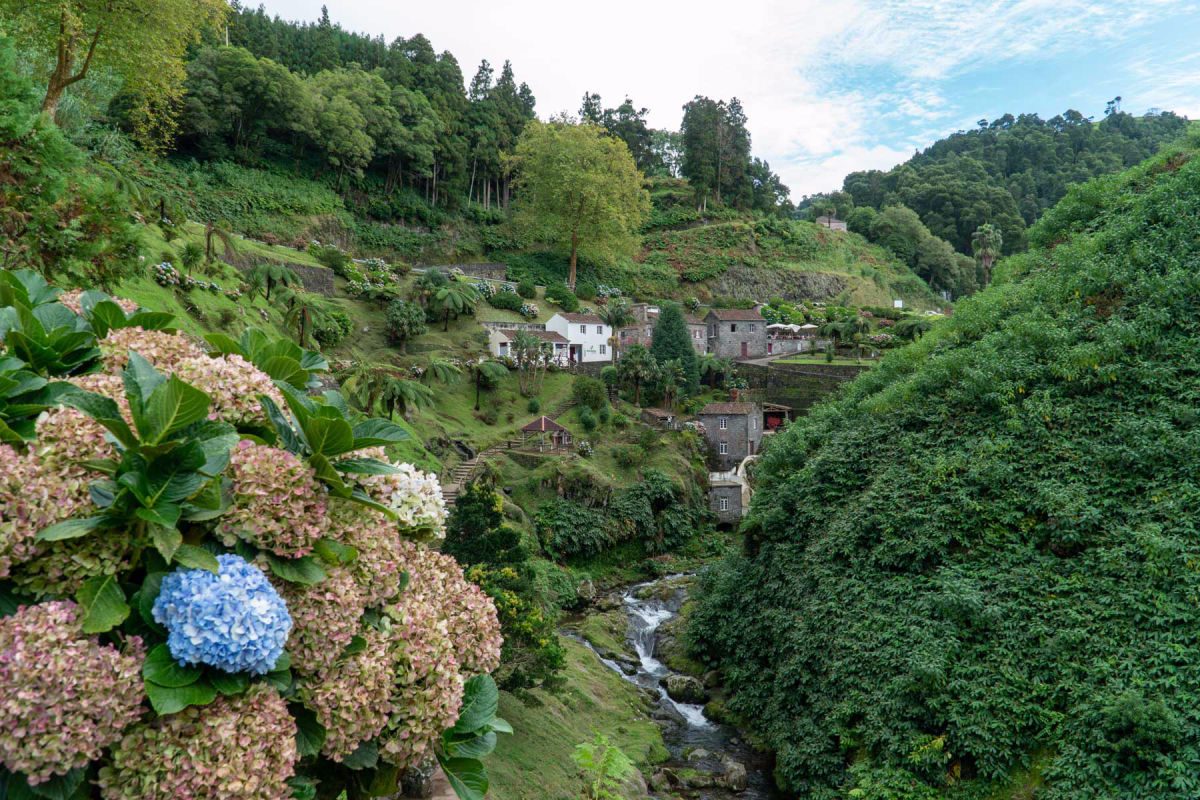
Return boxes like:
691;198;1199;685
690;127;1200;798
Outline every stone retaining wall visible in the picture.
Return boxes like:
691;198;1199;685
739;361;870;413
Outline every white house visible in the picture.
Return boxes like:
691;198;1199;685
545;312;611;364
488;328;569;366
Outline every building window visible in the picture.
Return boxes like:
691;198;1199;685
596;325;603;334
750;417;756;430
579;324;586;334
730;323;738;333
719;497;729;511
719;442;728;454
719;417;728;430
599;344;606;355
749;323;757;332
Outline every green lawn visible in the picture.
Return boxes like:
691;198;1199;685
774;354;877;367
489;637;668;800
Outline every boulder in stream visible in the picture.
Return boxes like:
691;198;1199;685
662;674;708;704
719;755;748;792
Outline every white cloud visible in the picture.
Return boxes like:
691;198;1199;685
257;0;1198;197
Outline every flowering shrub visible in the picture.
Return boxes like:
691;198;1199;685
0;601;145;785
0;269;507;800
474;281;496;299
519;302;539;319
577;439;594;456
154;554;292;675
152;261;181;287
99;685;297;800
56;289;139;315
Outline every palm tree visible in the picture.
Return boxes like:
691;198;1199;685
280;290;323;347
659;359;686;410
699;353;733;389
204;221;237;264
341;362;391;414
895;317;933;341
971;223;1003;286
598;299;635;365
433;279;481;331
617;344;658;406
470;359;509;411
249;263;298;303
381;377;435;420
419;358;462;386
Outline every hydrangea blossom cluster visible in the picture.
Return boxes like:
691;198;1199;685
99;326;204;373
3;285;506;797
0;601;144;785
55;289;139;315
380;600;464;770
275;566;365;675
395;540;503;677
304;628;396;760
329;500;407;606
99;685;297;800
174;353;284;427
153;554;291;675
352;452;447;535
217;441;329;557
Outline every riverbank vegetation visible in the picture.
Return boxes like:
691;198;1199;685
691;127;1200;799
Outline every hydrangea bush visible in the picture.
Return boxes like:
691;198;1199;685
0;269;507;800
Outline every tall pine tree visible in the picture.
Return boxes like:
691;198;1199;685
650;302;699;393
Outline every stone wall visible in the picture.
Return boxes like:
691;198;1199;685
739;361;870;413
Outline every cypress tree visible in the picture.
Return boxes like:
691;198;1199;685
650;302;698;393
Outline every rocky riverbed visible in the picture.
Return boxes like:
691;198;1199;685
571;574;780;799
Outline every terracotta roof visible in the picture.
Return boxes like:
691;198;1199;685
707;308;764;322
699;402;758;416
521;416;569;433
684;315;705;325
496;329;567;344
560;312;605;324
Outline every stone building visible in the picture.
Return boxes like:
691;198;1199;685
709;473;745;525
698;401;761;470
706;309;767;359
619;303;707;355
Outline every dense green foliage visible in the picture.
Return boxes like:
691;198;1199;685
691;129;1200;798
649;303;699;392
819;109;1188;257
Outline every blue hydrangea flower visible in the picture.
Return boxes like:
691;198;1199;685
152;553;291;675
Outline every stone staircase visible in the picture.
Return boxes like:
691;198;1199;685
441;398;578;507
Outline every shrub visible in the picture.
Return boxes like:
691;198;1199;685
572;376;608;411
544;283;579;312
517;279;537;299
479;407;499;425
597;406;611;425
0;272;506;797
612;413;629;429
578;407;597;432
527;398;541;414
575;282;597;301
613;445;645;468
488;290;524;312
313;307;353;346
308;243;351;276
385;299;427;350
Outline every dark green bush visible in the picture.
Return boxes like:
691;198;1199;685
517;279;537;299
578;407;597;432
527;398;541;414
689;136;1200;799
313;307;352;346
572;376;607;411
487;290;523;312
544;283;579;312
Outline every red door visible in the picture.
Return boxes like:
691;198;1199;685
741;342;748;357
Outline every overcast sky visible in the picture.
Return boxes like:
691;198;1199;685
261;0;1200;198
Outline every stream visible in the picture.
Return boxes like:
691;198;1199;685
578;576;780;799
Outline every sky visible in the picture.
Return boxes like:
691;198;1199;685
262;0;1200;198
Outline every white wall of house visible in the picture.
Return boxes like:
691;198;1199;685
546;314;612;363
487;329;570;365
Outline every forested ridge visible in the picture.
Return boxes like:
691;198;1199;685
807;107;1188;259
691;128;1200;798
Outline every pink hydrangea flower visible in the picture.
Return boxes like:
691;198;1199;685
302;628;395;761
173;353;285;427
217;441;329;558
0;601;144;785
276;566;366;676
56;290;138;316
328;500;407;607
99;684;297;800
395;540;503;677
99;327;204;374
